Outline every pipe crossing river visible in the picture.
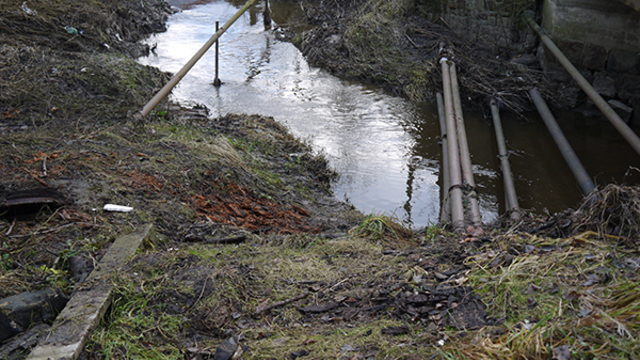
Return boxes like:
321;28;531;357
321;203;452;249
439;58;481;230
137;0;640;228
525;14;640;158
529;88;596;195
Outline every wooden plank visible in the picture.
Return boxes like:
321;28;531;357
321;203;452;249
26;224;156;360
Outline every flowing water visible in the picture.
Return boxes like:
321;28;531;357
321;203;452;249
138;0;640;228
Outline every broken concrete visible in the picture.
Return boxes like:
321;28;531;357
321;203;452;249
26;224;156;360
0;288;68;342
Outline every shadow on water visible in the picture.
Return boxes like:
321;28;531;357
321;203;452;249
139;0;640;228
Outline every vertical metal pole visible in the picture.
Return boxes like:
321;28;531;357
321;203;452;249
490;99;520;220
529;88;595;195
449;63;481;226
263;0;272;29
441;59;465;231
436;92;451;223
137;0;259;119
213;21;221;87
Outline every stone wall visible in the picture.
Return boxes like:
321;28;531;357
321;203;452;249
432;0;538;55
428;0;640;122
541;0;640;123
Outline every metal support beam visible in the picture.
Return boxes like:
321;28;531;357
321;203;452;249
441;59;465;231
529;88;595;195
436;92;451;223
490;99;520;220
449;63;481;226
525;14;640;158
137;0;259;119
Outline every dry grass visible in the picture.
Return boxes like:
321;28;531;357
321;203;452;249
572;184;640;241
450;230;640;359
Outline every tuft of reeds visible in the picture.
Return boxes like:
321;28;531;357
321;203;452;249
349;213;413;244
573;184;640;241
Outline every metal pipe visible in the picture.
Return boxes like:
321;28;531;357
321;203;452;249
436;92;451;223
490;99;520;220
529;88;595;194
213;21;221;87
524;14;640;158
449;63;481;226
137;0;259;119
441;58;465;230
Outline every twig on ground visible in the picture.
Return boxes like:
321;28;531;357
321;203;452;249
255;291;310;315
6;218;16;236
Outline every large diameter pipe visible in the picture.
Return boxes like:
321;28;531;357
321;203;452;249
449;63;481;226
137;0;259;118
441;59;465;230
490;99;520;220
524;15;640;158
436;92;451;223
529;88;595;194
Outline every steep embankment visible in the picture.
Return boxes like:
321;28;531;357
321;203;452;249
1;1;639;360
291;0;559;112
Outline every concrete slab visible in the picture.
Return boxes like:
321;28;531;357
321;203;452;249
26;224;156;360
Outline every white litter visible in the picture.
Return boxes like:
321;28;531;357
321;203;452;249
103;204;133;212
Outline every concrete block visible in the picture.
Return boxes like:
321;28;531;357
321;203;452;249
543;0;640;52
26;224;156;360
0;288;68;334
607;48;640;74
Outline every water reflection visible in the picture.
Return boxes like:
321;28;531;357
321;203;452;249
140;0;640;228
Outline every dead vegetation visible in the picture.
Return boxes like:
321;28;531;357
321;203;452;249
1;0;639;359
291;0;555;112
573;184;640;241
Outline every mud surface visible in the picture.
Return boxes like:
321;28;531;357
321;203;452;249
289;0;561;112
1;1;639;359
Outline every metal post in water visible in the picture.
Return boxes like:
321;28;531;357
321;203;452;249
441;58;465;231
490;99;520;220
137;0;259;119
449;63;481;226
213;21;221;87
263;0;271;29
436;92;451;223
524;14;640;158
529;88;595;195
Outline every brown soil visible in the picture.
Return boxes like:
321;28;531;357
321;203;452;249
0;0;358;298
289;0;558;112
1;1;639;359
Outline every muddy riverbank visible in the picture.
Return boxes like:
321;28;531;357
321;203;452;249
1;0;639;359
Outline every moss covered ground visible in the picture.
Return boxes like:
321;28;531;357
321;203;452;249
1;1;639;359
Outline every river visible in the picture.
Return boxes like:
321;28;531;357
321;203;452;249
138;0;640;228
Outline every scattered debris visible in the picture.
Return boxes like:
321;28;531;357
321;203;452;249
103;204;134;212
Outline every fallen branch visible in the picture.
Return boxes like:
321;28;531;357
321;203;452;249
255;291;309;315
5;217;16;236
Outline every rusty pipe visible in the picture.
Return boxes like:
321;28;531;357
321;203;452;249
441;58;465;230
529;88;595;195
525;14;640;158
490;99;520;220
449;63;481;226
137;0;259;119
436;92;451;223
